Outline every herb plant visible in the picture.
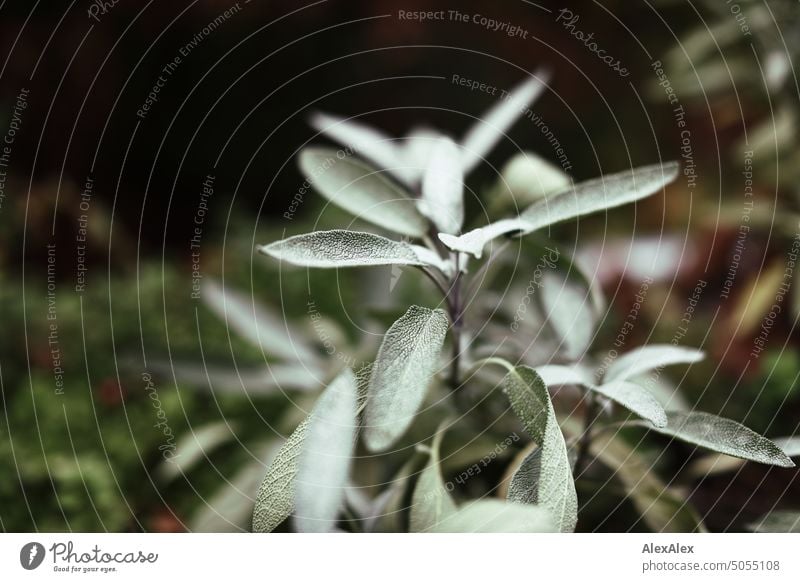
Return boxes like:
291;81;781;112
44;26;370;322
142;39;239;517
245;72;796;533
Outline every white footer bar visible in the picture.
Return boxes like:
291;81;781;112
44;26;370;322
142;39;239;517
1;533;798;581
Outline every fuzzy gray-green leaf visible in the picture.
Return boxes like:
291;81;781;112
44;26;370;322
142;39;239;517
538;268;597;359
535;365;667;427
432;499;556;533
507;447;542;505
410;424;457;532
518;162;680;232
203;279;317;362
259;230;433;269
293;369;358;532
605;345;704;383
592;381;668;428
439;162;679;257
252;418;309;532
364;306;449;451
647;411;795;468
586;426;707;533
460;72;550;175
503;365;578;532
749;511;800;533
419;137;464;234
299;147;427;237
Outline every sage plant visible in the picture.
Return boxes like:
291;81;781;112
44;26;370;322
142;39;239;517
246;72;796;533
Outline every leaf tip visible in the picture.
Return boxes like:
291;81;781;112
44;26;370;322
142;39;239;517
776;453;796;468
437;229;484;258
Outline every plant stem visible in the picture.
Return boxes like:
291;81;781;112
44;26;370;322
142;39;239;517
448;254;463;389
575;392;601;476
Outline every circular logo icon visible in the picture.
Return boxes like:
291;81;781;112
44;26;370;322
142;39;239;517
20;542;45;570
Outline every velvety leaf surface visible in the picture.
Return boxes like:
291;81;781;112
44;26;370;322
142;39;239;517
293;370;358;532
439;162;679;258
419;137;464;234
364;306;449;451
299;147;428;237
605;345;704;383
432;500;556;533
410;425;457;532
503;365;578;532
203;279;316;362
252;418;309;532
259;230;437;269
648;412;795;467
460;72;550;174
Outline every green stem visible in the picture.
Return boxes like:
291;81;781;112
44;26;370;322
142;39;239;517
448;254;463;389
460;357;515;382
574;392;601;476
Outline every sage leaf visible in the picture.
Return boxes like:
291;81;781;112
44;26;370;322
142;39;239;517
507;447;542;505
293;369;358;532
419;137;464;234
259;230;443;270
605;345;704;383
518;162;680;233
298;147;428;237
534;365;667;428
402;127;440;175
439;162;680;258
432;499;556;533
438;218;522;258
492;151;571;207
534;364;592;388
631;374;691;412
370;456;421;533
749;511;800;533
156;421;237;483
410;423;457;532
309;112;418;186
538;269;597;359
689;437;800;479
461;71;550;174
160;362;318;395
203;279;316;362
194;442;277;532
503;365;578;532
364;306;449;451
587;426;707;532
252;419;309;532
592;381;668;428
775;436;800;457
646;412;795;467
